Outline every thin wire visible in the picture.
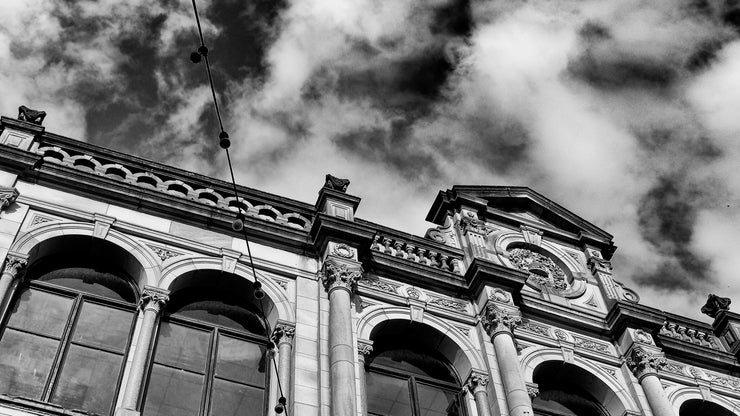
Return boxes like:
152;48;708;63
190;2;290;415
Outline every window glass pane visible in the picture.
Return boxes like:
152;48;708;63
154;322;210;373
0;329;58;399
144;364;204;416
7;288;74;338
209;378;264;416
51;345;123;414
72;302;133;352
367;372;412;416
215;335;266;387
37;267;136;302
416;384;460;416
372;348;457;383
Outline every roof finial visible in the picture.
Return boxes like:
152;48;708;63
17;105;46;125
324;174;350;193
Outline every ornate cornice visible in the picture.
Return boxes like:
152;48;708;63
626;346;666;381
465;370;489;394
139;286;170;314
0;187;19;211
320;258;363;294
482;304;522;338
271;321;296;346
2;254;28;279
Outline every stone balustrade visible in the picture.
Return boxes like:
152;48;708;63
370;233;462;274
659;319;724;351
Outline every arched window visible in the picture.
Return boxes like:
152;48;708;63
0;261;138;415
142;283;269;416
680;399;737;416
366;321;463;416
532;362;611;416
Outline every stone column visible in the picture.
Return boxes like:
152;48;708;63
465;371;492;416
482;305;533;416
116;286;170;416
0;254;28;319
271;321;296;409
320;258;362;416
357;339;373;416
626;346;676;416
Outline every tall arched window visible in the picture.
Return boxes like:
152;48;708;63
142;282;269;416
680;399;737;416
366;321;463;416
0;261;138;415
532;362;611;416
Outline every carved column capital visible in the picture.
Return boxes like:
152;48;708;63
271;321;296;346
139;286;170;314
526;382;540;399
465;370;489;394
482;304;522;338
0;187;19;211
2;254;28;279
320;258;363;295
626;346;666;381
357;339;374;363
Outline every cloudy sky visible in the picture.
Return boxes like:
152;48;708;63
2;0;739;320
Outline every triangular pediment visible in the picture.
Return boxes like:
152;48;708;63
426;186;615;256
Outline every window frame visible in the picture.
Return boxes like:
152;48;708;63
367;360;465;416
143;310;271;416
0;278;138;415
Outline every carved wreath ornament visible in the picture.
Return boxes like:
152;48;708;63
508;248;568;290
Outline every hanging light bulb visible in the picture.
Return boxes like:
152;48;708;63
197;45;209;57
219;131;230;149
232;216;244;231
254;281;265;299
190;51;202;63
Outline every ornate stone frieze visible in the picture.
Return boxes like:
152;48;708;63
659;320;722;351
147;244;181;262
370;233;462;275
518;321;550;337
427;296;466;312
139;287;170;314
508;248;567;290
2;254;28;278
662;362;686;376
465;370;489;394
358;276;397;294
626;347;666;380
406;287;421;299
482;305;521;337
701;294;731;318
573;336;610;354
271;322;296;345
320;259;363;294
0;187;19;211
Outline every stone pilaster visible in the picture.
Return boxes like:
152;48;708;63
481;303;533;416
116;286;170;416
320;255;362;416
272;320;296;411
626;346;675;416
357;339;373;416
465;370;493;416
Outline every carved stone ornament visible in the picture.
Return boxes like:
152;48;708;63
320;259;363;293
331;243;354;259
139;287;170;314
2;255;28;278
357;340;374;357
0;187;19;211
464;371;489;395
508;248;568;291
626;346;667;380
701;294;731;318
482;305;522;337
406;287;421;299
526;382;540;399
459;215;487;235
17;105;46;125
271;322;296;345
324;174;350;192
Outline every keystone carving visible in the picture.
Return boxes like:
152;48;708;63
139;287;170;314
2;255;28;279
0;187;19;211
701;294;731;318
482;305;522;337
324;174;350;192
626;346;666;380
17;105;46;125
320;259;363;294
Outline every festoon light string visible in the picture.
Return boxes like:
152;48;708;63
189;1;289;414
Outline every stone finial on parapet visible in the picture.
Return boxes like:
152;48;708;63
701;294;731;318
17;105;46;125
324;174;350;193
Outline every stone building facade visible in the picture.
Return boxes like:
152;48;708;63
0;110;738;416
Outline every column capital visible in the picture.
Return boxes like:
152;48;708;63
626;346;666;381
139;286;170;314
271;321;296;346
465;370;489;394
3;253;28;279
526;382;540;399
357;339;374;361
482;304;522;338
0;187;19;211
320;257;363;295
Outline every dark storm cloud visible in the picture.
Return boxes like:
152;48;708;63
636;176;713;290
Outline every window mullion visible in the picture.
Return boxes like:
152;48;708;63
201;328;219;416
42;294;83;402
409;376;420;416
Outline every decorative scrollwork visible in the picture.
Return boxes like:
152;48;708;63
509;248;567;290
482;305;521;336
626;347;666;380
320;259;363;293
